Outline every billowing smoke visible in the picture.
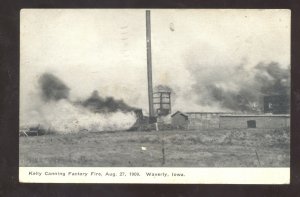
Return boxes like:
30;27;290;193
34;100;136;133
154;85;173;93
254;62;290;96
80;90;137;113
39;73;70;102
20;73;137;133
188;61;290;112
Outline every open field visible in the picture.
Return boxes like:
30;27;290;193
19;128;290;167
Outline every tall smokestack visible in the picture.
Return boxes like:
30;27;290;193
146;10;155;117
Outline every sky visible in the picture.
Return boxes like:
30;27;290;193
20;9;290;115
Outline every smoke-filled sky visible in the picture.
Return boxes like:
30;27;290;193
20;9;290;114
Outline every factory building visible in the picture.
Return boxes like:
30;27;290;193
219;114;290;129
169;94;290;130
186;112;235;130
170;111;290;130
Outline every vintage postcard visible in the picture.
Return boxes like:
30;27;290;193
19;9;290;184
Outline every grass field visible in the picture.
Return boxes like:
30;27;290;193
19;128;290;167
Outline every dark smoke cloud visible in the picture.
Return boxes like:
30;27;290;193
254;62;290;96
39;73;70;102
154;85;173;93
39;72;138;113
80;90;138;113
189;62;290;112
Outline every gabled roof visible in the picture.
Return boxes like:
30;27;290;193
171;111;188;118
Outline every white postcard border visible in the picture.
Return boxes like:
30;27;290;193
19;167;290;184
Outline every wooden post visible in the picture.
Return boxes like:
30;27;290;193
168;92;171;114
146;10;155;118
160;92;163;114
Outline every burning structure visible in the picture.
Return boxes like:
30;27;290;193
167;61;290;130
153;90;171;116
143;10;289;131
264;95;290;114
20;10;290;134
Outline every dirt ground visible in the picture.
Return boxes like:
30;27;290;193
19;128;290;167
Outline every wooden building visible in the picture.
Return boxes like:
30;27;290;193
171;111;189;129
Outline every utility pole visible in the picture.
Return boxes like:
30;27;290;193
146;10;155;119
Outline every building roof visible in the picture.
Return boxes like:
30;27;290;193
220;114;290;117
186;112;236;114
171;111;188;118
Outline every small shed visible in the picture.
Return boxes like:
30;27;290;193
171;111;189;129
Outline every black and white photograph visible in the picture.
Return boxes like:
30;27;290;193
19;9;290;184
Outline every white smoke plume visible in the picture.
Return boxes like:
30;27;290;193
21;100;136;133
20;73;137;134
